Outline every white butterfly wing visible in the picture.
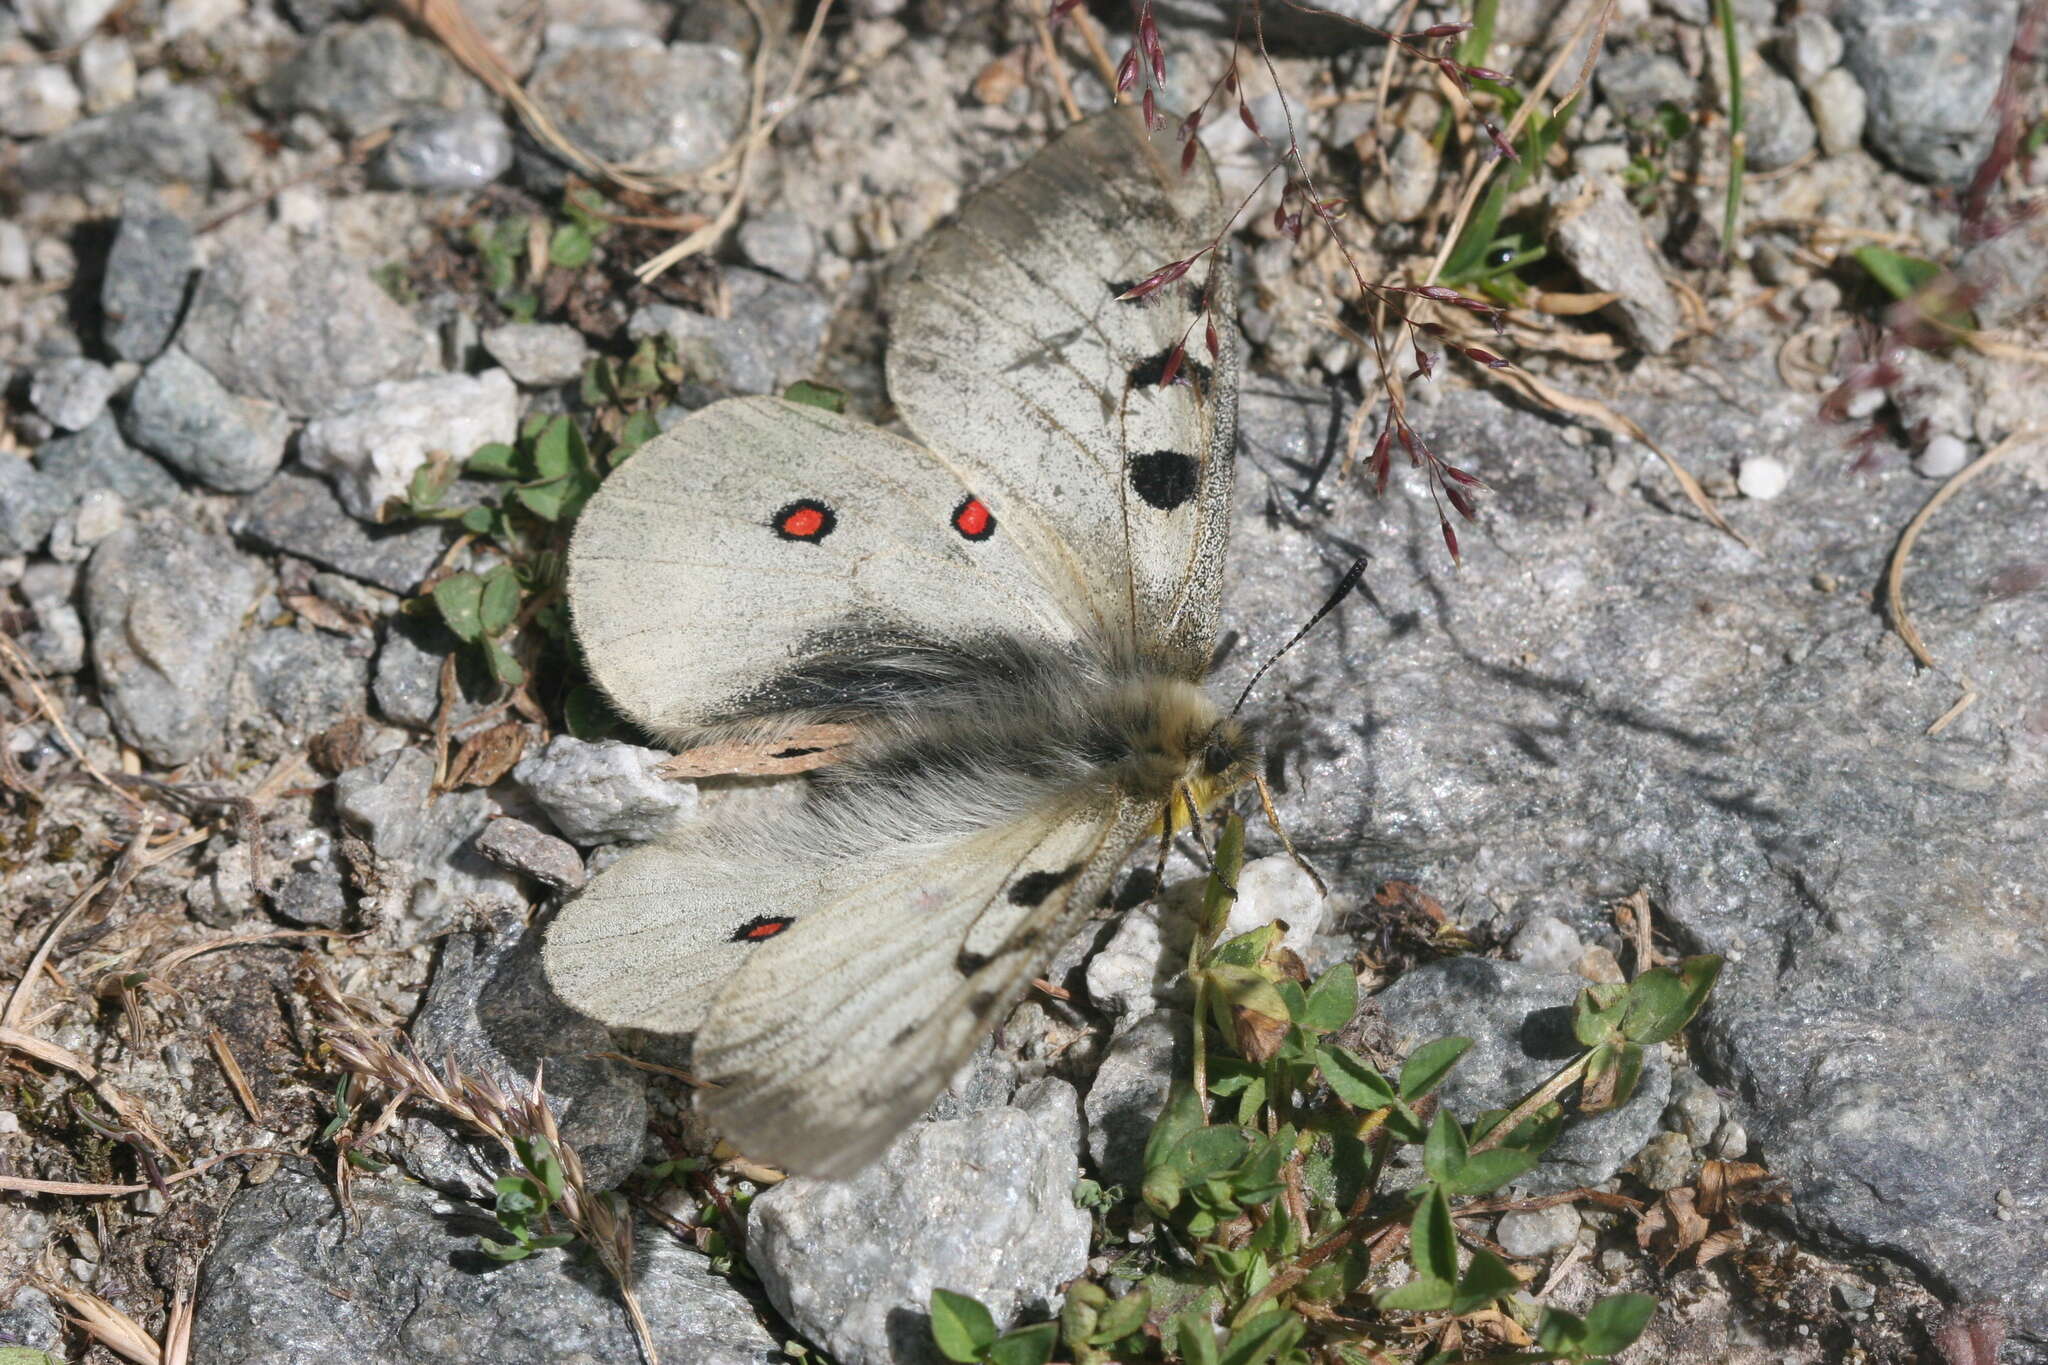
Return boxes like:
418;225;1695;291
888;106;1239;673
547;791;1148;1177
570;396;1087;743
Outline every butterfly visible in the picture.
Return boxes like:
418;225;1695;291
545;106;1264;1178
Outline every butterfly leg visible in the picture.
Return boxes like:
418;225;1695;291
1253;772;1327;898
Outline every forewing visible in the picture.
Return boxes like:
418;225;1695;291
693;799;1152;1177
888;106;1240;674
570;395;1087;743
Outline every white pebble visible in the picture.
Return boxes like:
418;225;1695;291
1913;434;1970;479
1737;455;1790;500
1843;385;1888;420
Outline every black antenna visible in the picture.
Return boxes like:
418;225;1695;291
1229;553;1368;717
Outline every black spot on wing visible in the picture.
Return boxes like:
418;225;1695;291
957;950;990;975
1007;861;1085;907
1128;346;1213;391
968;990;998;1014
1129;450;1200;510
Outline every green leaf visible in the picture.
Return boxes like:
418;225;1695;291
549;221;595;269
479;564;522;637
1175;1313;1220;1365
986;1321;1057;1365
1375;1272;1453;1313
1408;1186;1459;1285
1580;1039;1645;1114
532;416;577;480
1581;1292;1657;1353
1215;1310;1304;1365
432;572;486;643
1090;1288;1149;1342
1573;982;1628;1047
1536;1306;1589;1352
1198;813;1246;943
1622;955;1723;1044
407;454;457;512
1853;245;1942;301
466;441;524;479
1142;1078;1206;1197
613;408;661;460
493;1173;545;1221
483;636;525;687
524;1232;574;1251
477;1237;533;1262
1449;1248;1521;1315
1317;1044;1397;1110
1398;1036;1471;1101
1299;963;1357;1033
1443;1145;1541;1196
782;379;846;412
930;1289;999;1363
461;504;501;537
1422;1108;1469;1187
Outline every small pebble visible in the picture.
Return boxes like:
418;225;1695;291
1834;1280;1877;1313
76;34;137;113
0;223;31;283
1914;434;1970;479
1737;455;1790;500
1843;385;1888;420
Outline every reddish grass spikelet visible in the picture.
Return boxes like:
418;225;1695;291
1204;317;1218;358
1483;119;1518;161
1461;346;1509;369
1408;23;1471;38
1443;465;1487;488
1181;135;1200;172
1462;65;1512;83
1411;345;1437;380
1370;426;1394;495
1117;252;1199;301
1441;517;1461;562
1115;46;1139;94
1143;86;1158;130
1137;0;1165;84
1435;58;1471;94
1238;98;1260;136
1158;344;1186;387
1445;484;1477;520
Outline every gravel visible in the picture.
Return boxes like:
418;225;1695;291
509;737;698;845
99;193;197;363
123;349;292;493
298;369;519;519
27;358;119;433
230;469;452;594
524;29;749;177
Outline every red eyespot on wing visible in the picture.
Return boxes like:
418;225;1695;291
731;915;794;942
772;499;835;542
951;495;995;541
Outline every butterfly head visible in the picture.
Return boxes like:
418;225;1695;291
1107;677;1258;833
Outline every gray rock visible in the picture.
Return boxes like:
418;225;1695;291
1839;0;2017;183
177;232;430;417
299;370;519;520
241;627;371;734
332;746;524;939
1220;378;2048;1346
259;16;487;139
402;909;645;1198
1085;893;1197;1017
29;358;119;432
629;268;833;396
1742;63;1818;172
100;194;196;363
510;737;697;845
1146;0;1407;47
375;109;514;191
1547;174;1682;355
76;35;136;115
475;818;586;891
1373;958;1671;1195
1663;1067;1728;1146
1594;47;1697;119
84;514;264;766
1084;1009;1189;1189
750;1104;1090;1365
19;88;222;193
1628;1131;1696;1191
232;469;451;594
0;457;68;556
14;0;121;47
36;413;181;515
738;212;819;282
481;322;590;387
189;1169;780;1364
0;64;82;139
18;560;86;675
1781;13;1845;88
0;222;31;283
123;349;292;493
1808;66;1869;158
526;30;748;176
0;1284;62;1353
1961;208;2048;328
1509;915;1586;974
269;832;353;929
1495;1203;1582;1259
372;615;466;727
